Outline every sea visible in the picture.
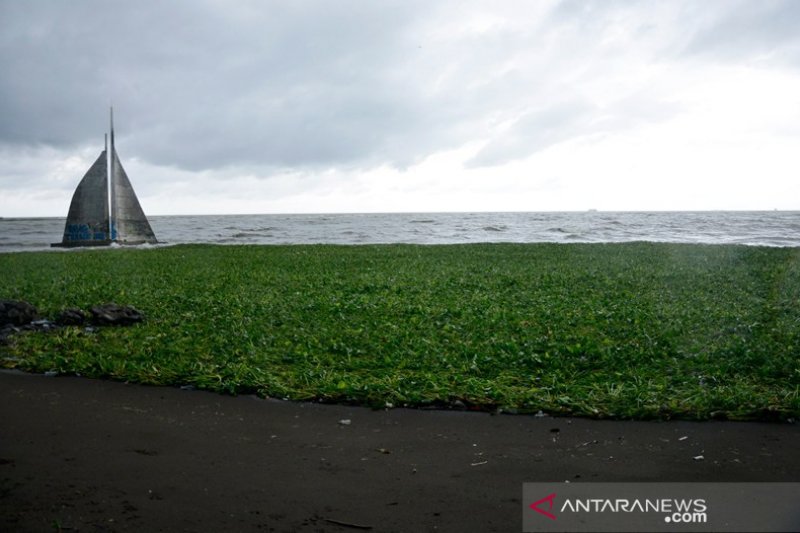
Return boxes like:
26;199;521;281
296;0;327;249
1;211;799;253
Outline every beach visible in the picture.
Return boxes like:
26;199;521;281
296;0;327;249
4;0;800;528
2;242;799;530
1;370;798;531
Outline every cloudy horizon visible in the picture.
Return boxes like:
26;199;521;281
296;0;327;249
2;0;799;217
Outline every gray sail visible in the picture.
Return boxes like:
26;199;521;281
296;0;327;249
53;150;110;247
52;108;157;247
110;147;157;244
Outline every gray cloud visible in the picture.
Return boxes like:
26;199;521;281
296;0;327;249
0;0;442;169
469;102;595;167
0;1;598;172
684;0;800;63
2;0;799;187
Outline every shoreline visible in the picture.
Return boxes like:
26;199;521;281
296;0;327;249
2;370;798;531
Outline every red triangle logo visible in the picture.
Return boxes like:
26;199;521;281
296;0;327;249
530;492;557;520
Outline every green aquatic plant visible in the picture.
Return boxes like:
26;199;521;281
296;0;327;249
1;242;798;420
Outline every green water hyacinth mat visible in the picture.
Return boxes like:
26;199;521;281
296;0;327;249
1;243;798;420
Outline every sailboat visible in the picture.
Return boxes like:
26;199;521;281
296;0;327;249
52;108;157;247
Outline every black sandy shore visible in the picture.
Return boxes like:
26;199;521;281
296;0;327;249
1;370;798;532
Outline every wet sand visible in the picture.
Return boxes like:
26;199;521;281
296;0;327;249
1;370;798;532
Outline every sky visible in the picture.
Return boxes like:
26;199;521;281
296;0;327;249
1;0;799;217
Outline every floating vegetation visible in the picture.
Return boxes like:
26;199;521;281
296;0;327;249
1;243;798;420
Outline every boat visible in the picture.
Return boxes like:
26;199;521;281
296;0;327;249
52;108;157;247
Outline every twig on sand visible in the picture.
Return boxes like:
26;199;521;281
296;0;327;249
323;518;374;530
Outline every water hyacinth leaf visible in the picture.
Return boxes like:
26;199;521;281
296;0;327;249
0;242;798;420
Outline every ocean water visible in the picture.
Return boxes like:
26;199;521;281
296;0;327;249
1;211;799;253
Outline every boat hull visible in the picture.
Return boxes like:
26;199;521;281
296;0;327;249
50;240;112;248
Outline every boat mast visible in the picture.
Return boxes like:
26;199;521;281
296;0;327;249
109;106;116;241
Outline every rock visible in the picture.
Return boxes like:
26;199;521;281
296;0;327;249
0;325;18;344
451;399;466;410
1;318;57;343
0;300;39;327
30;319;54;331
57;307;87;326
90;304;144;326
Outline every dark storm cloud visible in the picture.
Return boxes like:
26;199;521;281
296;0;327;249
0;0;456;170
0;0;682;174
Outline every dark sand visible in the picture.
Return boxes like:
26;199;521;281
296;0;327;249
1;370;798;532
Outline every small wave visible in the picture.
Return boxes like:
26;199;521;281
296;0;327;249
231;231;269;238
410;219;436;224
483;225;508;232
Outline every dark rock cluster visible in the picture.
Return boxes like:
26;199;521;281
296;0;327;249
0;299;144;343
56;307;87;326
90;304;144;326
0;300;39;327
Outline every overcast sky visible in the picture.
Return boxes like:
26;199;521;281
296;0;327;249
1;0;799;216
